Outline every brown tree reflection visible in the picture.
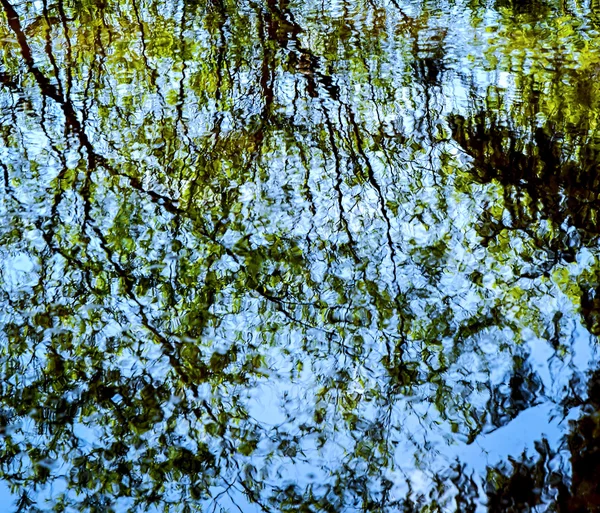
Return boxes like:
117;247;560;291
0;0;598;511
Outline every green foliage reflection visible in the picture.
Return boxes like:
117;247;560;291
0;0;598;511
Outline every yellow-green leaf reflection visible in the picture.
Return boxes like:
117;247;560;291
0;0;598;511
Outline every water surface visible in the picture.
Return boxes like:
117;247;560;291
0;0;599;511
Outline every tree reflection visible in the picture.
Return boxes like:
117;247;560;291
0;0;597;511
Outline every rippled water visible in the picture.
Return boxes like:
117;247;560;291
0;0;599;511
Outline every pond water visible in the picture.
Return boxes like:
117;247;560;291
0;0;599;511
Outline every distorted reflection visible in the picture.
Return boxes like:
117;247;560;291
0;0;598;511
